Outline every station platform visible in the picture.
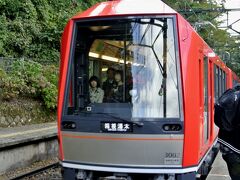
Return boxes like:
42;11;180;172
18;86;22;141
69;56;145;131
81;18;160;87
0;122;58;175
207;152;231;180
0;122;57;149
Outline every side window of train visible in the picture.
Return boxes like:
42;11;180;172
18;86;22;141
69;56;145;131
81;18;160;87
214;65;219;102
218;69;226;96
223;71;226;92
203;56;209;142
203;56;208;111
219;68;222;96
233;76;238;87
217;67;220;98
232;75;234;86
214;66;227;99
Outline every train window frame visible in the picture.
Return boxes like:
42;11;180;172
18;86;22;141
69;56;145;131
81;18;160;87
219;69;222;96
223;71;226;92
62;15;183;122
214;65;219;101
232;75;239;87
203;56;209;143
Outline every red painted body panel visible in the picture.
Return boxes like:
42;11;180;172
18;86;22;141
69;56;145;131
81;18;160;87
72;0;176;20
227;68;240;88
227;68;233;88
58;20;74;160
177;15;202;166
176;15;220;167
58;0;239;170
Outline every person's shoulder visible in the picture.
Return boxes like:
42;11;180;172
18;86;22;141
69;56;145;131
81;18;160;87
89;88;93;93
97;87;104;93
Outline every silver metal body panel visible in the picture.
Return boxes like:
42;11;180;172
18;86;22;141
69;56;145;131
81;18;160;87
61;132;184;168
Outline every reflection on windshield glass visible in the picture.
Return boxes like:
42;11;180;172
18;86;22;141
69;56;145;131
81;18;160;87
65;17;180;119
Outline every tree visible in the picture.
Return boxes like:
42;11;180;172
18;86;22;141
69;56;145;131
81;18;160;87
163;0;240;76
0;0;104;61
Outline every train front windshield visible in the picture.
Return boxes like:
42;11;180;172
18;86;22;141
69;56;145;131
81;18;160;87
64;17;181;122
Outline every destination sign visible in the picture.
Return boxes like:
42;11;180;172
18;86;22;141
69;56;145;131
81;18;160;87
100;122;133;133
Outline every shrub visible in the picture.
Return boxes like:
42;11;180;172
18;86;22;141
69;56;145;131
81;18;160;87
0;60;58;110
0;68;6;79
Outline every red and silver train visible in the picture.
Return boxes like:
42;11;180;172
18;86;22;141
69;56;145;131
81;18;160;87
58;0;240;179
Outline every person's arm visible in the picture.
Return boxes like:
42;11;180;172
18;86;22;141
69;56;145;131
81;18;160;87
97;89;104;103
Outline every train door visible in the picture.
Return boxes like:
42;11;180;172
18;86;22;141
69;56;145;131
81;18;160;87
201;56;213;150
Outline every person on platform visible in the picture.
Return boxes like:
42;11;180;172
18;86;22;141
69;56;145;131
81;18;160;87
214;84;240;180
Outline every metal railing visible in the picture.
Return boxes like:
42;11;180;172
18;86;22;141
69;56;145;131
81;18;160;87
0;57;59;72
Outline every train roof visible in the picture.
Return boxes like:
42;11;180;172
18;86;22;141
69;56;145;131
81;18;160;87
72;0;177;20
66;0;239;78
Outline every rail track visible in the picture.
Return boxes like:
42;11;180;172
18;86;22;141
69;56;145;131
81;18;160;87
10;162;61;180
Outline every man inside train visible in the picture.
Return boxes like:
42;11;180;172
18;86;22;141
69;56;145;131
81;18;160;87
102;67;116;102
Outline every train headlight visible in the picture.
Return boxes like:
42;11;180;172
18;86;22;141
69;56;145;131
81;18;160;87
62;121;77;129
163;124;182;132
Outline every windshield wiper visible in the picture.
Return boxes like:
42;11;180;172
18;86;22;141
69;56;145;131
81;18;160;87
92;112;144;127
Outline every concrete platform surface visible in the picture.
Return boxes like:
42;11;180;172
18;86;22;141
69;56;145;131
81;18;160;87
207;152;231;180
0;122;57;148
0;122;58;175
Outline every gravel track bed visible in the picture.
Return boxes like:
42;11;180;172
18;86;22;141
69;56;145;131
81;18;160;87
0;158;62;180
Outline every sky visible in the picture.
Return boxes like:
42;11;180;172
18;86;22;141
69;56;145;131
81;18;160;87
218;0;240;35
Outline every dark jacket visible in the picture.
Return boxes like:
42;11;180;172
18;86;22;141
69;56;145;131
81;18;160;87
102;79;116;102
112;84;123;102
218;128;240;154
216;85;240;154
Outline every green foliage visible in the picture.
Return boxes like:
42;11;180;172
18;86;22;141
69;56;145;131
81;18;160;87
0;97;56;127
0;60;58;109
42;83;58;109
0;75;25;99
0;0;104;113
77;0;105;10
0;0;105;125
0;68;6;79
0;0;102;60
225;36;240;76
164;0;240;75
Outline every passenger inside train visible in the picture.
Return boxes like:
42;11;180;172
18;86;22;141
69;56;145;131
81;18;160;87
89;76;104;103
112;70;124;102
102;67;116;102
